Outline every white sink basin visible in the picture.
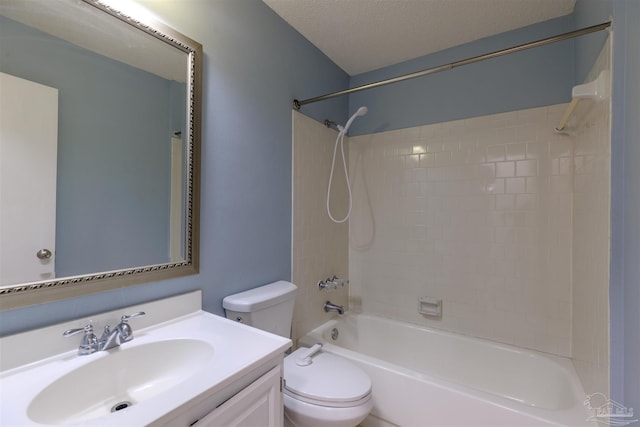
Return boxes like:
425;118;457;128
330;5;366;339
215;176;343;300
0;294;291;427
27;339;215;425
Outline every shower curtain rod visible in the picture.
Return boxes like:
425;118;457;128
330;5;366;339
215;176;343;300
292;21;611;110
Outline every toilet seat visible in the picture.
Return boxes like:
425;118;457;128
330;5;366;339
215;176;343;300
284;348;372;408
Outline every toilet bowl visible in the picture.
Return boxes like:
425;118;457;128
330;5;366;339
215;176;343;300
283;348;373;427
222;281;373;427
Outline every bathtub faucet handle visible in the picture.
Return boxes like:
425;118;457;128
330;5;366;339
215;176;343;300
318;276;348;291
330;276;348;288
318;277;337;291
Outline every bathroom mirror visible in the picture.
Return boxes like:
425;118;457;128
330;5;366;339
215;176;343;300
0;0;202;309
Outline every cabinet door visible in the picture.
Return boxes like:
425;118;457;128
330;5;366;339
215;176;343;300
196;366;283;427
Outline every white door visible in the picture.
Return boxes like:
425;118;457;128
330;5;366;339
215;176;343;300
0;72;58;285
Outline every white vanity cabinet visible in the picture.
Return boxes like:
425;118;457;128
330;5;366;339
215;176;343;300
155;363;284;427
194;365;283;427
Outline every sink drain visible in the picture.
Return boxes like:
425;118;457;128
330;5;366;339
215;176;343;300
111;401;133;412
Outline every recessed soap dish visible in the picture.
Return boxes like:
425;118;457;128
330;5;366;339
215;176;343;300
418;297;442;318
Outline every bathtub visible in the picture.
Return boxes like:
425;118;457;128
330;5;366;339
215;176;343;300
299;314;593;427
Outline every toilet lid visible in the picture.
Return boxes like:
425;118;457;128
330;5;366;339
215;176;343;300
284;348;371;405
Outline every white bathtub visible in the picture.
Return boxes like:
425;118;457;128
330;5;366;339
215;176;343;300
299;314;593;427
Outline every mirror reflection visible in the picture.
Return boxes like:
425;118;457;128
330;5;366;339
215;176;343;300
0;0;200;303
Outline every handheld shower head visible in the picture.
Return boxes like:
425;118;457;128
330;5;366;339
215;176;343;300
327;105;368;223
354;106;368;117
339;106;368;134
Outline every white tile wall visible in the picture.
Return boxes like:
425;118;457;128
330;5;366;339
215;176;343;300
292;45;611;396
291;111;349;345
571;37;611;397
349;105;576;356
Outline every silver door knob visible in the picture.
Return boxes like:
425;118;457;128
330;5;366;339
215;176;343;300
36;249;52;259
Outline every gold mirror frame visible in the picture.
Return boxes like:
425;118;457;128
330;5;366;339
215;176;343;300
0;0;202;310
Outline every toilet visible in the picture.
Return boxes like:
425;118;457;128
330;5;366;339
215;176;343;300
223;281;373;427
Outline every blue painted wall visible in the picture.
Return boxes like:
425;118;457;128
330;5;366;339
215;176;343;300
574;0;612;83
618;0;640;411
574;0;640;412
0;16;174;277
609;0;639;414
0;0;348;336
347;15;575;136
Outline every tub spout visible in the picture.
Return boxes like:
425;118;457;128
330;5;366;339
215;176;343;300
324;301;344;315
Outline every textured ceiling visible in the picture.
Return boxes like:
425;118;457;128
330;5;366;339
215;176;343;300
263;0;576;75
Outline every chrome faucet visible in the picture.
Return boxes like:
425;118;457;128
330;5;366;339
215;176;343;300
99;312;145;351
324;301;344;315
63;312;146;355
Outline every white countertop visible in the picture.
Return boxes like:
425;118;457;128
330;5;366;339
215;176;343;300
0;291;291;426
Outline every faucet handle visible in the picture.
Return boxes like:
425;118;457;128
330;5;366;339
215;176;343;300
318;276;348;291
63;324;98;355
120;311;146;323
63;323;93;337
117;312;146;342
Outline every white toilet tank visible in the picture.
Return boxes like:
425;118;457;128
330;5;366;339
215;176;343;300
222;281;297;338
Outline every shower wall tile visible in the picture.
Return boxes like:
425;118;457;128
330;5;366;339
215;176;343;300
571;39;611;397
349;104;575;356
291;111;349;346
